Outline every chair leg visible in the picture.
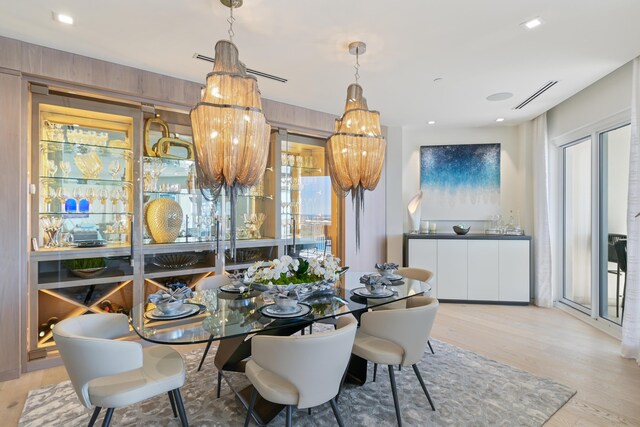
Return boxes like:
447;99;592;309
616;265;621;318
286;405;293;427
621;273;627;324
244;388;258;427
101;408;114;427
373;363;377;382
388;365;402;427
412;364;435;411
87;407;101;427
427;340;435;354
398;365;402;371
217;370;222;398
173;388;189;427
330;398;345;427
197;338;214;372
168;391;178;418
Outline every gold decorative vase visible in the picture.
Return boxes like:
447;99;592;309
145;198;183;243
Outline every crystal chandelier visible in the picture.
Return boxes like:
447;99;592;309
327;41;386;249
190;0;271;256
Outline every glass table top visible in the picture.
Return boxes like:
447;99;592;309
130;271;431;345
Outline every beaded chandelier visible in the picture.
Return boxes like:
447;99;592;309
190;0;270;255
327;42;386;249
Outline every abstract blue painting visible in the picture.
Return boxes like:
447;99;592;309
420;143;500;219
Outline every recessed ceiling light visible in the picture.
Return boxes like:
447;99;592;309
495;118;505;122
427;121;436;125
53;12;74;25
521;17;543;30
486;92;513;101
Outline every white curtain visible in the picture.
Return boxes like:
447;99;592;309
532;113;553;307
622;57;640;363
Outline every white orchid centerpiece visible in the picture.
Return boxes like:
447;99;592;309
247;254;342;286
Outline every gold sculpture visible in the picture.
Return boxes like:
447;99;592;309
144;116;194;160
145;198;183;243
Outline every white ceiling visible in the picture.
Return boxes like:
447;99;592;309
2;0;640;127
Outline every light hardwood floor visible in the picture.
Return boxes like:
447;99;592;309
1;304;639;426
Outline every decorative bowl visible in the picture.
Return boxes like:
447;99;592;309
274;291;299;312
453;225;471;235
152;253;199;269
74;152;103;178
69;267;106;279
364;282;387;295
156;299;184;315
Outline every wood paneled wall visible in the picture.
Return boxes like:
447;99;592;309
0;71;23;381
0;35;386;379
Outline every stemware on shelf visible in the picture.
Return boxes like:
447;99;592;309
46;160;57;177
108;159;122;179
59;160;71;178
40;216;65;248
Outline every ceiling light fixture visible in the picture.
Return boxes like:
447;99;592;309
190;0;270;257
495;117;505;122
327;41;386;250
428;121;436;125
522;17;543;30
53;12;74;25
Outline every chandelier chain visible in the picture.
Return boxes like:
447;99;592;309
227;1;236;42
354;47;360;83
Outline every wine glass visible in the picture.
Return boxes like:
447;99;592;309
56;187;69;205
46;160;57;177
108;160;121;179
59;161;71;178
72;187;83;205
193;215;203;241
85;187;96;204
203;214;213;240
98;188;109;206
111;188;122;211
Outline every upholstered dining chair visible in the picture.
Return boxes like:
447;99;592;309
195;273;232;395
244;314;358;427
53;313;188;427
352;296;439;427
395;267;436;354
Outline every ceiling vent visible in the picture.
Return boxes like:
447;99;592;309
513;81;558;109
193;53;288;83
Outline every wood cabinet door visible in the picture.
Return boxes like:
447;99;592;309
468;240;500;301
437;240;468;300
499;240;531;302
407;239;438;296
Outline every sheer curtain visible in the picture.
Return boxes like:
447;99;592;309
532;113;553;307
622;57;640;363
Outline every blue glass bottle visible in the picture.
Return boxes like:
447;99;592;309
78;198;90;213
64;198;77;213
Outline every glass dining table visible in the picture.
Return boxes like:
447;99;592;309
129;271;431;425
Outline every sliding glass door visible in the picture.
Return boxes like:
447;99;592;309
563;137;593;312
599;124;630;324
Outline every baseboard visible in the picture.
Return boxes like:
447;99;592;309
438;299;530;306
0;367;20;382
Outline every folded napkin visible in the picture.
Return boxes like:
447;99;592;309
359;274;392;286
147;287;194;304
375;262;399;271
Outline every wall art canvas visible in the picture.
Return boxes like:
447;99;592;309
420;143;500;219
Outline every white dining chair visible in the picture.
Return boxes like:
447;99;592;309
352;296;439;426
244;314;358;427
53;313;188;427
395;267;436;354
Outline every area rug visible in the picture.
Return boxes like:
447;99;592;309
19;339;575;426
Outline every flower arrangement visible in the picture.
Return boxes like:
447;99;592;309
247;254;342;285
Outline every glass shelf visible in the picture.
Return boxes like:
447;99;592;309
40;139;132;154
143;156;195;164
39;212;133;216
39;176;130;185
281;165;322;173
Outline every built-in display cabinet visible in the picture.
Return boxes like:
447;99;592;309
404;234;531;304
27;89;344;365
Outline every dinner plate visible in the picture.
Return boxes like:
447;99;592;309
145;303;201;320
220;284;248;293
260;303;312;319
352;287;395;298
383;273;404;282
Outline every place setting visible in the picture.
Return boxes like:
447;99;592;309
351;273;396;299
144;286;204;321
260;290;313;319
375;262;404;283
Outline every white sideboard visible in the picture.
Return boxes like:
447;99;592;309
404;234;531;304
